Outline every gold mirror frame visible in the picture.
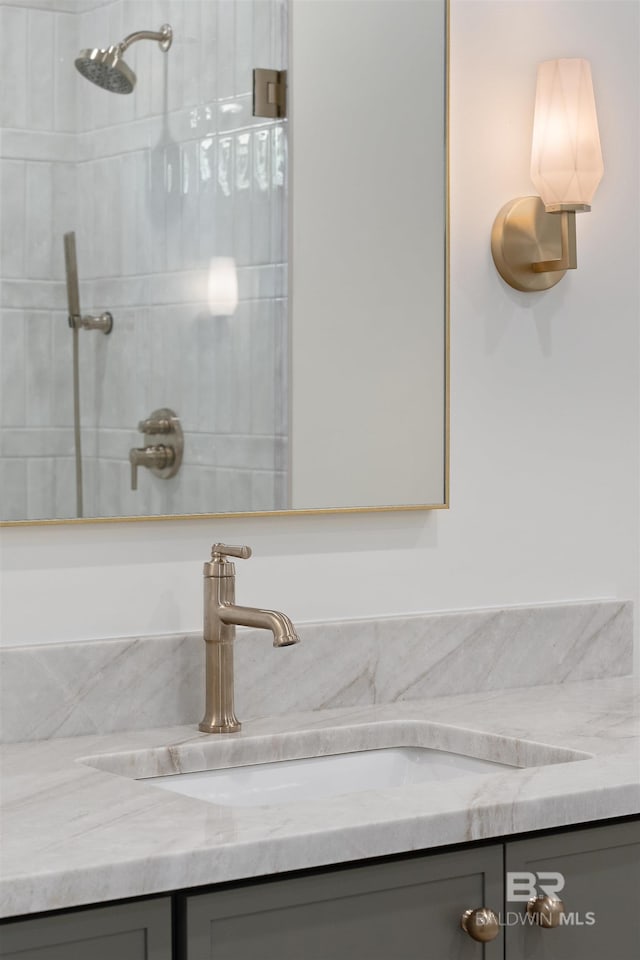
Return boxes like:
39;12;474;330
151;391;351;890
1;1;449;529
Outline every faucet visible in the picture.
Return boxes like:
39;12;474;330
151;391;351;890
199;543;300;734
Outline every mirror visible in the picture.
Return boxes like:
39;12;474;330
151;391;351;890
0;0;448;524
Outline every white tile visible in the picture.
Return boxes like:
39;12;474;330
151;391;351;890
54;11;78;134
77;327;97;428
252;0;272;72
26;161;53;279
95;456;125;518
272;299;291;436
133;304;152;414
0;128;77;163
54;455;77;518
27;9;55;132
234;0;253;97
172;308;199;428
119;150;138;277
148;0;167;118
217;93;252;134
228;467;251;511
77;1;110;132
0;5;27;130
250;131;271;264
25;311;53;427
196;314;225;432
51;312;73;427
90;156;119;277
229;305;252;433
234;131;252;266
1;426;75;459
273;468;287;509
182;0;201;108
250;468;276;511
107;0;135;128
275;0;288;69
0;459;28;520
250;300;276;434
166;0;184;114
164;138;183;272
147;141;168;273
52;162;78;281
0;310;26;427
198;134;216;261
181;138;199;270
74;161;95;278
216;0;235;101
135;149;154;276
99;304;136;429
126;0;151;121
27;455;56;519
199;0;217;104
0;161;26;279
0;279;66;311
270;123;287;263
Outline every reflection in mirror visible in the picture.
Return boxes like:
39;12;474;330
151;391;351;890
0;0;447;523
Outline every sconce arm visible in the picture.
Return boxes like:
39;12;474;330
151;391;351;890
532;210;577;273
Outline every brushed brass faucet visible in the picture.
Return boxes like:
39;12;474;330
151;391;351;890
199;543;299;734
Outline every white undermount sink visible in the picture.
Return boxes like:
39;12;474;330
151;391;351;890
142;747;512;807
82;720;588;810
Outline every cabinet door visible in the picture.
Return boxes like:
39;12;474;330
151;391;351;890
505;819;640;960
0;897;172;960
182;846;503;960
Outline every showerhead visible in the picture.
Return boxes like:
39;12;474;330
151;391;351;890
75;24;172;94
75;46;136;94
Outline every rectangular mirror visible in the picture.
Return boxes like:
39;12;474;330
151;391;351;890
0;0;448;524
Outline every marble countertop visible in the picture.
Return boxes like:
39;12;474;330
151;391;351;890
2;676;639;919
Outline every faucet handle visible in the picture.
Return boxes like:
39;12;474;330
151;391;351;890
211;543;252;561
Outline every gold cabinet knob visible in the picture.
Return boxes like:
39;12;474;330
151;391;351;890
461;907;500;942
527;896;565;928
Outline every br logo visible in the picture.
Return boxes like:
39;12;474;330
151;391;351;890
506;872;565;902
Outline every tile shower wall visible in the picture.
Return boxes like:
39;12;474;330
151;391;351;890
0;0;288;520
0;0;80;520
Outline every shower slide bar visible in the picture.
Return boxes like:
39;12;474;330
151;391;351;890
63;232;113;518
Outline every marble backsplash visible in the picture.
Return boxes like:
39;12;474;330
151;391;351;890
0;600;633;743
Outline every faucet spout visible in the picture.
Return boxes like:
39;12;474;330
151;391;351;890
218;604;300;647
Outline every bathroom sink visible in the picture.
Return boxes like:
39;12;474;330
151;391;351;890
82;719;589;810
141;747;512;807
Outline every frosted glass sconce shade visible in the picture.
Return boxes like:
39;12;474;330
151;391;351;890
530;59;604;212
208;258;238;316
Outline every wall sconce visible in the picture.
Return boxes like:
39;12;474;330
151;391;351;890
491;58;604;292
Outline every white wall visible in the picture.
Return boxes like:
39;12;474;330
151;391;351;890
1;0;638;657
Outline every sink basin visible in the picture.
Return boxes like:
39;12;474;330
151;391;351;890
142;747;511;807
81;719;589;810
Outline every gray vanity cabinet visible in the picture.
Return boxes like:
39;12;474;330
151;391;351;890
180;845;504;960
0;897;172;960
505;821;640;959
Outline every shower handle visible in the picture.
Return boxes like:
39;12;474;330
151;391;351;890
130;445;175;491
129;408;183;491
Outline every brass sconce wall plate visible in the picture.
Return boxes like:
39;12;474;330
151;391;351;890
491;196;577;292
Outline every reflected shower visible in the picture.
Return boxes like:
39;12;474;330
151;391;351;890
75;23;173;94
